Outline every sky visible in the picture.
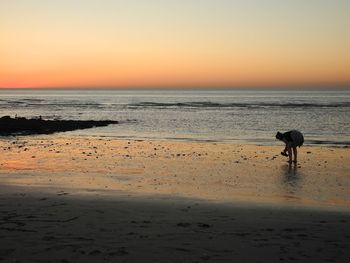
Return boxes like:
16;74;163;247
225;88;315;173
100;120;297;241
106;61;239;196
1;0;350;89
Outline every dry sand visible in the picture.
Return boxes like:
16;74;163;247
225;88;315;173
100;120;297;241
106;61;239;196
0;136;350;262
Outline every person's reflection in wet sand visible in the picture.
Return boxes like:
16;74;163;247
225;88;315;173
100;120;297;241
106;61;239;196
281;163;302;197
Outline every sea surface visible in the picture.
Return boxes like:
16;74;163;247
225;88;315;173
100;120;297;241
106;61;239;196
0;89;349;145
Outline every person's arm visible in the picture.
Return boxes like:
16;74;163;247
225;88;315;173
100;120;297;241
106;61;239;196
283;145;288;153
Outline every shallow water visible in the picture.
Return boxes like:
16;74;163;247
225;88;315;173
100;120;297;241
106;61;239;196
0;89;349;145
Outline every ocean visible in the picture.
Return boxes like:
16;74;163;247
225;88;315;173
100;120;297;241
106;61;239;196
0;89;349;146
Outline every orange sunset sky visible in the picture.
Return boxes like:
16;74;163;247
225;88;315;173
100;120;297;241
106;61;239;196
1;0;350;89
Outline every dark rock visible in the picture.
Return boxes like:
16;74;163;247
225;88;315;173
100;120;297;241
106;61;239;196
0;116;119;136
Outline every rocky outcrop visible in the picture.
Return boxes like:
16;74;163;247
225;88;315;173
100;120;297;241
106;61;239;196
0;116;119;136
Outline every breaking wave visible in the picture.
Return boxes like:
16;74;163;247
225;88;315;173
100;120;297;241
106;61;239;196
128;101;350;109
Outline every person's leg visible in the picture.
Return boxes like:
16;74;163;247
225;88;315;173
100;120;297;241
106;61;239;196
292;147;298;163
287;145;292;163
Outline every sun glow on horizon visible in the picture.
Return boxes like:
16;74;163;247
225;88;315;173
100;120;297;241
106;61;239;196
1;0;350;89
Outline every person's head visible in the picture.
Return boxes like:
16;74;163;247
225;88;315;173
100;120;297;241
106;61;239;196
275;131;284;141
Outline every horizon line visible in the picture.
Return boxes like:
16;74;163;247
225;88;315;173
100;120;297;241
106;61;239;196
1;85;350;90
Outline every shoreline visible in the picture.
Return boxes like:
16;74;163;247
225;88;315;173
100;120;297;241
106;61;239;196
2;133;348;148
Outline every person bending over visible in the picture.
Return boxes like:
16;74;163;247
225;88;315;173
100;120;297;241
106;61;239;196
276;130;304;164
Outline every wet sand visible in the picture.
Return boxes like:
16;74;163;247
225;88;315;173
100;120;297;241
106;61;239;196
1;136;350;262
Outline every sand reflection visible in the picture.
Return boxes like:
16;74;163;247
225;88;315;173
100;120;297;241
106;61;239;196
280;163;303;201
1;137;349;207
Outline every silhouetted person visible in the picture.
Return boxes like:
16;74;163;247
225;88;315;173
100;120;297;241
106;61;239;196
276;130;304;164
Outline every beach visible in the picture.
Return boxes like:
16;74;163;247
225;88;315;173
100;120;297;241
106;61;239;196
2;0;350;261
1;136;350;262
